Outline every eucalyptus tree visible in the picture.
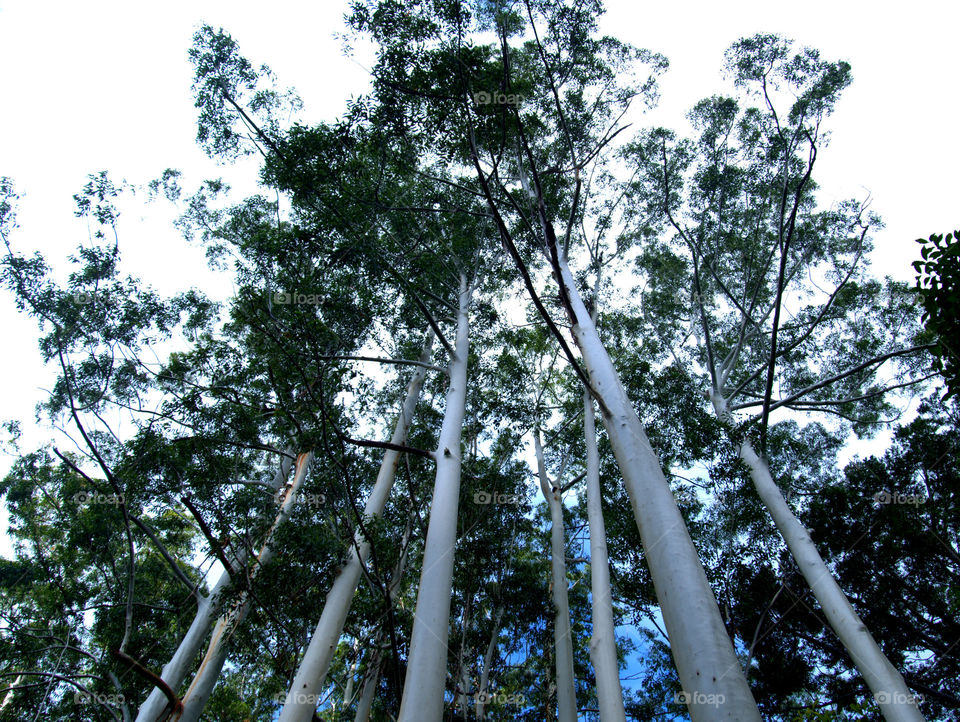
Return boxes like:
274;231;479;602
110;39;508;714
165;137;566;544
624;33;933;720
339;1;762;716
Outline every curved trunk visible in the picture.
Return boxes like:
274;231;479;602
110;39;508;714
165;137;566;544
555;253;760;721
534;430;578;722
172;451;313;722
583;391;627;722
278;330;435;721
711;393;925;722
134;453;295;722
396;275;472;722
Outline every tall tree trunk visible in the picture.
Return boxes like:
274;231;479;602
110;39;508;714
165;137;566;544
172;451;314;722
354;503;416;722
134;453;295;722
396;274;473;722
474;605;503;720
583;390;627;722
711;392;925;722
554;252;760;721
534;430;578;722
277;330;435;721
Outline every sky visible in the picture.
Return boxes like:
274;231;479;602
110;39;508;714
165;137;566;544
0;0;957;712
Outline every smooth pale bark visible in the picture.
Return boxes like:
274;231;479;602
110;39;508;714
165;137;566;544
711;393;925;722
474;606;503;720
555;253;760;721
534;430;578;722
135;453;295;722
278;331;435;722
396;274;472;722
353;505;416;722
172;451;313;722
583;391;627;722
352;644;383;722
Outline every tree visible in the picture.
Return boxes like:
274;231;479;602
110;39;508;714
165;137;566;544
914;230;960;399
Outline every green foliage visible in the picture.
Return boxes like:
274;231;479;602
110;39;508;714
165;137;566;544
914;229;960;399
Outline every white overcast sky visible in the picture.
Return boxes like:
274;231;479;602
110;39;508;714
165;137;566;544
1;0;957;546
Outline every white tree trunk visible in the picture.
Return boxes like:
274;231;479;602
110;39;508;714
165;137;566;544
353;504;417;722
172;451;313;722
583;391;627;722
711;393;925;722
277;331;435;721
396;274;473;722
134;453;295;722
555;253;760;721
352;644;384;722
474;605;503;720
534;430;578;722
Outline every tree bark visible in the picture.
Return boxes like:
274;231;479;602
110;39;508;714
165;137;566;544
711;392;925;722
134;453;295;722
278;330;435;721
583;390;627;722
171;451;313;722
396;274;473;722
535;430;578;722
474;605;503;720
555;253;760;721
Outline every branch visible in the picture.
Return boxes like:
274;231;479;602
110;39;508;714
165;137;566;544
110;648;183;718
732;345;937;413
180;495;238;581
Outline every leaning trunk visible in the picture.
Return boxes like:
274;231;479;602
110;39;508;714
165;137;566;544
278;331;434;721
396;274;472;722
534;430;578;722
474;605;503;720
172;451;313;722
134;453;295;722
583;391;627;722
711;392;924;722
554;252;760;721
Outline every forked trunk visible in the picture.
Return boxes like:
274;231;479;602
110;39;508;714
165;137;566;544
172;451;313;722
134;453;295;722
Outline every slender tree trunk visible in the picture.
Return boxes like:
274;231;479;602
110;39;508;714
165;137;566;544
710;392;925;722
278;330;435;721
353;644;384;722
172;451;313;722
583;390;627;722
134;453;295;722
534;430;578;722
396;274;473;722
474;605;503;720
554;252;760;721
354;504;416;722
